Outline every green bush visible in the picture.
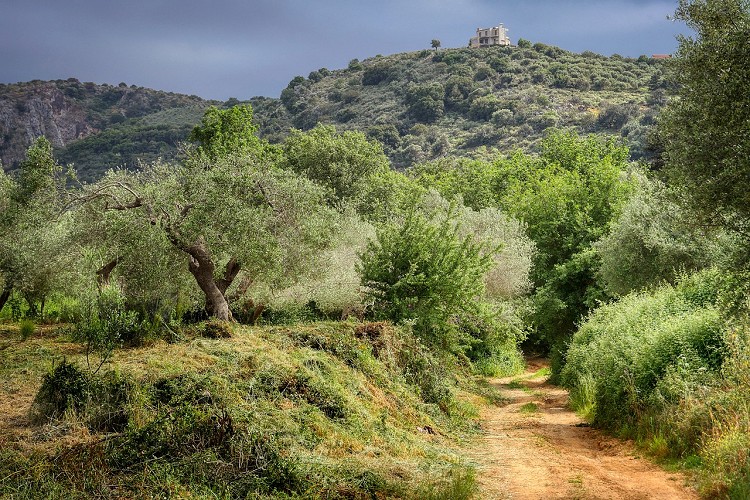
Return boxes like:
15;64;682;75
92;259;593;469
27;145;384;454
71;285;156;371
561;269;728;432
19;318;35;340
405;83;445;123
358;205;492;348
458;304;525;377
362;62;396;85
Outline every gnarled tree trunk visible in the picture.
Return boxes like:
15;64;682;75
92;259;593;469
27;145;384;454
96;258;120;288
184;240;238;321
0;286;12;314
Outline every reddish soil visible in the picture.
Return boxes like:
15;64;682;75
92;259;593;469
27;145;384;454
471;358;698;499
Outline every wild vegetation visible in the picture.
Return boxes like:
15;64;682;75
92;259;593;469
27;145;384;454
2;0;750;497
279;44;668;167
560;0;750;496
2;45;667;183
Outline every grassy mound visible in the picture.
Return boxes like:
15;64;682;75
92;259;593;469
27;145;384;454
561;269;750;496
0;321;496;498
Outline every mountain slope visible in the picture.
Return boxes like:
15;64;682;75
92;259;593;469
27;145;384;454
280;44;669;167
0;79;215;177
1;43;669;180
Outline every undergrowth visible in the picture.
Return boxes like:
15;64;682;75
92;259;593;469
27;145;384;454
561;269;750;496
0;320;492;498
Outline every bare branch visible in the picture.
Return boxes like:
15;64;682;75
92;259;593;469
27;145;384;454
64;181;144;212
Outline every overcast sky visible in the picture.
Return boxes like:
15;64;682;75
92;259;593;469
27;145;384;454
1;0;690;101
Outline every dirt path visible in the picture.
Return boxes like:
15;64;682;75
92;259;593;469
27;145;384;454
471;358;698;499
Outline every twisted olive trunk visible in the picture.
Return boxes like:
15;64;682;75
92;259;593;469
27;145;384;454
184;241;239;321
0;286;12;314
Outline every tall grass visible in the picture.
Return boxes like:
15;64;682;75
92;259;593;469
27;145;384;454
561;269;750;494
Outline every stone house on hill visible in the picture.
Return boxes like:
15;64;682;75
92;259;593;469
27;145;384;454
470;24;511;48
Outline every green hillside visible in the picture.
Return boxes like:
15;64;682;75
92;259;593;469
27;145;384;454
1;43;669;182
0;79;216;178
278;44;669;167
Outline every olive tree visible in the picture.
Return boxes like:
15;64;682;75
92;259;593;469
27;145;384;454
595;174;732;296
282;124;389;205
74;106;336;321
660;0;750;237
0;137;75;316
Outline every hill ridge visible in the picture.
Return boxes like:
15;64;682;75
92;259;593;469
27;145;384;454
1;43;669;180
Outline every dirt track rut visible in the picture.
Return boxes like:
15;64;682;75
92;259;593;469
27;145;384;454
471;358;698;499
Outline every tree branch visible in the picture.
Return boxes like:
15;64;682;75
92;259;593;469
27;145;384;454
64;181;144;212
96;257;121;288
217;258;242;294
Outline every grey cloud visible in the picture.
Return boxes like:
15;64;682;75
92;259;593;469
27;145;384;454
1;1;689;100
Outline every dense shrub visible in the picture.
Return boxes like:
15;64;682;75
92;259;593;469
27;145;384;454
405;83;445;123
468;95;502;121
358;205;492;348
561;269;728;431
70;284;155;370
362;62;396;85
596;175;731;296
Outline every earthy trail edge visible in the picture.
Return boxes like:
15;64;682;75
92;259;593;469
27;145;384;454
470;358;698;500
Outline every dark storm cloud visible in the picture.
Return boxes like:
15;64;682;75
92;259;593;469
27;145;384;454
0;1;689;100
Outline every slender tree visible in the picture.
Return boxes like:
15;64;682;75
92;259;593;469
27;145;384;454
0;137;74;316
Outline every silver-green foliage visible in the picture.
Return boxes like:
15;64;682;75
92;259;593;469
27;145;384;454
259;211;375;316
75;106;338;320
595;173;733;296
0;137;77;315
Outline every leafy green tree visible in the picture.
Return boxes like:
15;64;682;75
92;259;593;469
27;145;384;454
595;174;731;296
70;187;194;314
496;131;633;349
499;131;632;283
0;137;74;316
358;204;494;346
75;107;336;321
431;39;441;50
409;157;502;210
517;38;532;48
188;105;266;161
354;167;426;224
660;0;750;237
282;124;389;205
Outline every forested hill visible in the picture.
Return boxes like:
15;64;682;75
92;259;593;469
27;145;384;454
0;43;669;180
278;44;669;167
0;79;221;179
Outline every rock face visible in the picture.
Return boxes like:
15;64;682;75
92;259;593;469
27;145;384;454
0;81;94;169
0;79;210;171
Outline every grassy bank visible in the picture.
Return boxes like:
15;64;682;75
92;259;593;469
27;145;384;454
0;320;503;498
560;270;750;498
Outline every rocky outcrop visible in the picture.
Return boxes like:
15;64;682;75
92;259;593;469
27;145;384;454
0;81;95;169
0;79;210;171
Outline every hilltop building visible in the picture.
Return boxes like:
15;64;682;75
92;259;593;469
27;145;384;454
470;24;511;48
